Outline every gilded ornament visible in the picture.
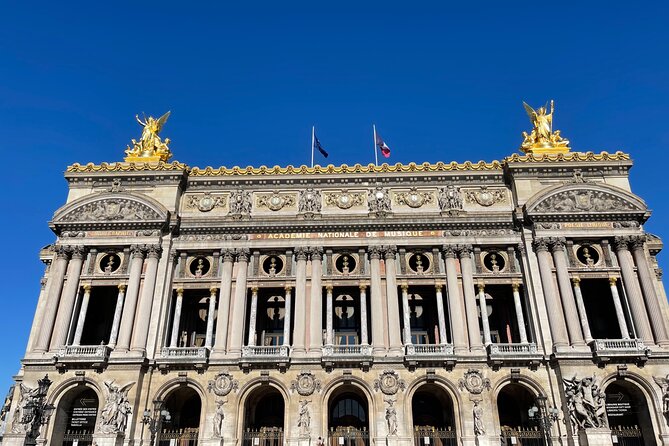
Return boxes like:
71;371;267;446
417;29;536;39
324;190;364;210
464;187;506;207
520;100;570;154
124;112;173;163
395;187;434;209
257;191;296;211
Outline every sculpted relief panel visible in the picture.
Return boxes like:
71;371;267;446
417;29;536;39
60;198;163;222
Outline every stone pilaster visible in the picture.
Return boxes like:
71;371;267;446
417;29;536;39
550;238;585;346
308;248;323;354
384;246;402;354
369;246;385;353
114;245;145;352
228;249;249;355
131;245;162;354
444;245;467;353
291;247;308;354
50;246;85;349
459;245;484;352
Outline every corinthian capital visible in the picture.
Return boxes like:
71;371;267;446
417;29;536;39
130;244;146;259
309;247;324;261
146;244;163;259
295;247;309;261
383;245;398;260
221;248;235;262
368;246;383;260
629;235;646;251
614;236;631;252
532;238;550;253
69;245;86;260
236;248;250;262
457;244;473;258
54;245;70;260
442;245;458;259
549;237;566;252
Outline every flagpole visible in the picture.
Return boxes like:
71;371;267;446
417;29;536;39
373;124;378;166
311;126;315;168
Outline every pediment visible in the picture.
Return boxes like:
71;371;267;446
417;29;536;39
524;183;649;222
51;192;170;232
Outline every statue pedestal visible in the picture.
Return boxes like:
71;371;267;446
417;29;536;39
93;432;125;446
578;428;613;446
1;433;27;446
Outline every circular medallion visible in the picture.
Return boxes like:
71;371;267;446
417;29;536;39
337;194;353;209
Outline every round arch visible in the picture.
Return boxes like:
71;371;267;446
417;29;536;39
493;379;550;446
321;377;376;445
50;384;101;446
600;373;664;446
152;379;206;446
237;379;289;446
404;376;464;436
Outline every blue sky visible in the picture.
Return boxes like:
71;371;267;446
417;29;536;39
1;2;668;390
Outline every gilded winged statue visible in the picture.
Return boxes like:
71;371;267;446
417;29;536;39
520;100;570;154
124;111;173;162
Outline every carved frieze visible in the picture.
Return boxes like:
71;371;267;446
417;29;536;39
464;186;507;207
394;187;434;209
256;191;296;211
186;192;227;212
60;198;162;222
290;371;321;396
229;190;253;217
534;190;638;213
438;185;464;212
324;190;365;209
374;370;406;395
298;188;322;214
368;187;392;216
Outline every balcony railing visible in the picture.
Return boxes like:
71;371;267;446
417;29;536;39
591;338;648;363
57;345;110;362
322;344;373;356
160;347;208;359
488;343;538;354
487;343;542;367
242;345;289;357
405;344;455;356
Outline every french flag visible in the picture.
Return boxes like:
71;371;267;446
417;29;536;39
375;132;391;158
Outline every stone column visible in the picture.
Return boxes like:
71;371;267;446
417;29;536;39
435;282;448;345
459;246;484;352
325;284;334;345
614;237;654;343
34;247;70;352
359;283;369;345
283;286;293;347
205;287;218;348
169;288;184;347
369;246;385;353
384;247;403;353
608;277;630;340
308;249;324;352
115;246;145;352
131;245;161;353
511;282;529;344
400;283;411;345
570;278;593;344
533;239;569;349
292;248;308;353
50;246;85;349
72;284;92;346
214;249;234;352
247;286;259;346
107;284;126;348
478;283;492;345
551;239;585;346
444;245;467;353
631;237;669;346
228;249;249;355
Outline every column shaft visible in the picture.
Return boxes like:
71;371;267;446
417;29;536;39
551;241;585;346
631;240;669;346
205;287;217;348
608;277;630;339
292;249;308;352
108;284;126;348
444;247;467;352
384;248;402;352
401;284;411;345
170;288;184;347
534;240;569;348
325;285;334;345
571;278;593;344
283;286;292;347
369;247;385;352
616;240;654;342
50;248;85;349
72;285;92;346
512;283;529;344
247;287;259;346
308;252;323;351
228;252;249;355
435;284;448;345
214;251;234;352
34;249;69;352
131;247;161;352
459;248;484;351
115;248;145;351
359;284;369;345
478;284;492;345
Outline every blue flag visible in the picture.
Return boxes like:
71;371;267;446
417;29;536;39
314;134;328;158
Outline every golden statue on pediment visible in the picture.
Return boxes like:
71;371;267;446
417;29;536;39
124;111;173;163
520;100;570;154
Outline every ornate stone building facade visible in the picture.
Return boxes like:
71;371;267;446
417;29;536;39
3;111;669;446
